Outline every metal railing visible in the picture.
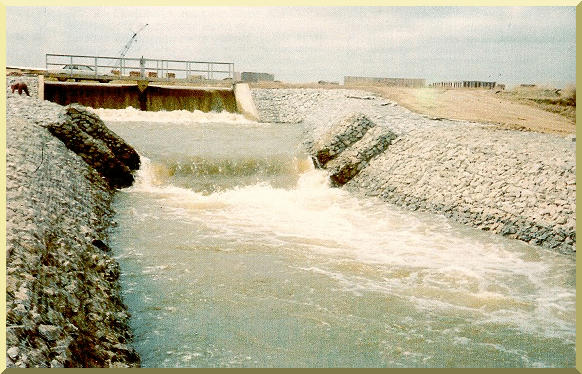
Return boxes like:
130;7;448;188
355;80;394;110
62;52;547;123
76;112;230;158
45;53;235;81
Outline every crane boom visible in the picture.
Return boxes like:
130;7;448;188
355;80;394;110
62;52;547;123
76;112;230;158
116;23;148;72
118;23;148;59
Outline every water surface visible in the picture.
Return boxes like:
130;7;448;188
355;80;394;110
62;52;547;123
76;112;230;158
105;111;575;368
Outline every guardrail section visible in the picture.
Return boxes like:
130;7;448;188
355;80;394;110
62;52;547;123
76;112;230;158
46;54;235;81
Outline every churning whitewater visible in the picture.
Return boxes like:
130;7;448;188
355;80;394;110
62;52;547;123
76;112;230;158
104;109;575;368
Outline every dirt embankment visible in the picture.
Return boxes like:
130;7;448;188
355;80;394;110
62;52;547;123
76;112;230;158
347;86;575;135
250;81;576;135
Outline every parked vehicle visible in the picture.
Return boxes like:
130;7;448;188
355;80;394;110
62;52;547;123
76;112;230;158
51;64;108;83
62;64;94;72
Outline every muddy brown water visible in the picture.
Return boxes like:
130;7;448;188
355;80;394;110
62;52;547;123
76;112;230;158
102;110;575;368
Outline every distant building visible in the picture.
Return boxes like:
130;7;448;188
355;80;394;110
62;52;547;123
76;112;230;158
344;76;425;88
463;81;497;89
429;81;501;89
318;80;339;85
241;72;275;82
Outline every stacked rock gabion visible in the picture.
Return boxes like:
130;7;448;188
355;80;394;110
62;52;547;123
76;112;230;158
45;104;140;189
310;113;397;186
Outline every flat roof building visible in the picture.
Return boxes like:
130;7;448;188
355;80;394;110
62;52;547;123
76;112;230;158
240;72;275;83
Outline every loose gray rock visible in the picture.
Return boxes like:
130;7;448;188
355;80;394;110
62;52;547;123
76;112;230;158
7;346;20;360
38;325;61;341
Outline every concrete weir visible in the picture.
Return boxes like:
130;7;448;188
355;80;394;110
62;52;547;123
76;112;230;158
41;79;257;119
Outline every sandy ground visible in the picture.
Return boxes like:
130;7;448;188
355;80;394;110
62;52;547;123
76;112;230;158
351;86;575;135
251;82;576;135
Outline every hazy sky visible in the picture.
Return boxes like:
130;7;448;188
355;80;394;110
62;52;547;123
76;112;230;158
6;6;576;87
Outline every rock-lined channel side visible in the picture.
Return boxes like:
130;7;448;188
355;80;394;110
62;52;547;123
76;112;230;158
252;88;576;253
6;76;141;367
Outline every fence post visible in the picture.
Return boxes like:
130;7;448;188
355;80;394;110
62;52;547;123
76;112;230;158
140;56;145;78
94;57;98;76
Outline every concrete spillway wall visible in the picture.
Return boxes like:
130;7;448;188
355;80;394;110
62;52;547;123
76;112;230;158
44;82;140;109
43;81;238;113
146;86;237;113
233;83;259;121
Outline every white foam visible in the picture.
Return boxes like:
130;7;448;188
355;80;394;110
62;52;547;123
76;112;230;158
130;157;553;278
91;106;258;125
123;154;575;343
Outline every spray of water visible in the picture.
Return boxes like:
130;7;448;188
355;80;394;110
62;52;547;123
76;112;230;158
92;106;258;125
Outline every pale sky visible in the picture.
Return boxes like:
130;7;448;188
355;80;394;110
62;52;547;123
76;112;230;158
6;6;576;87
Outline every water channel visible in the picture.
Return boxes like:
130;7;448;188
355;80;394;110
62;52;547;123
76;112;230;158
100;109;575;368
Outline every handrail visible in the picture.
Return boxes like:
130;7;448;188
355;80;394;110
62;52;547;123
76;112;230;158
45;53;235;80
46;53;234;66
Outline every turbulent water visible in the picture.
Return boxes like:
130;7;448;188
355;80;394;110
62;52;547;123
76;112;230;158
104;109;575;368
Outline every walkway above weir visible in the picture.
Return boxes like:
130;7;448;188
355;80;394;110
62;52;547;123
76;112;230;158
45;53;235;83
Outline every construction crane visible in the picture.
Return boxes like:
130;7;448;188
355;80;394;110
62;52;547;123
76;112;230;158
116;23;148;72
